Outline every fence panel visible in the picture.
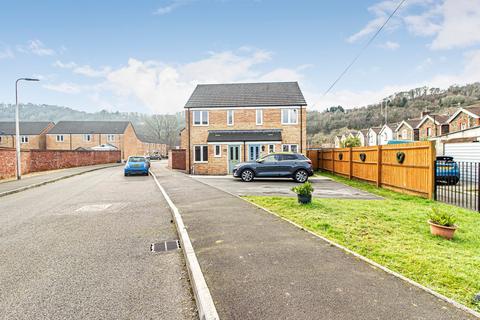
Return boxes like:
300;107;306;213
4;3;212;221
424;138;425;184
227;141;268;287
307;141;435;199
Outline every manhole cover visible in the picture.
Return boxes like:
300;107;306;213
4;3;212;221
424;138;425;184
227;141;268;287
151;240;181;253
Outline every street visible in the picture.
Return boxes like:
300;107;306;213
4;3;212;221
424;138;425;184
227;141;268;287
0;166;196;320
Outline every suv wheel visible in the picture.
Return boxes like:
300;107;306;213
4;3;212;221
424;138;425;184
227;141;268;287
241;169;254;182
293;169;308;183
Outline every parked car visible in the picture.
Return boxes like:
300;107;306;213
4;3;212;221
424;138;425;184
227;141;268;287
436;156;460;185
124;156;149;176
233;153;313;182
149;154;162;160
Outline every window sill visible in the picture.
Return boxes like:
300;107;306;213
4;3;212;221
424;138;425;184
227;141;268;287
193;124;209;127
193;161;208;164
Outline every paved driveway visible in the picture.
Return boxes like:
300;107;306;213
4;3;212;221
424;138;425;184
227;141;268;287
191;175;381;199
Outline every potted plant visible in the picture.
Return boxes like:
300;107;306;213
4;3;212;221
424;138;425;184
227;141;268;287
428;207;457;240
292;182;314;204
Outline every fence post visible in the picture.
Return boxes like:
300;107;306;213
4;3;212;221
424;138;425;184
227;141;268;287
349;147;353;180
331;149;335;173
477;163;480;212
429;141;436;200
376;145;382;187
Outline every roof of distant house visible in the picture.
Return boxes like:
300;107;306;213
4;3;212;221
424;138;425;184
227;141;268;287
137;134;162;144
397;118;422;130
0;121;53;135
369;127;382;134
464;104;480;116
48;121;130;134
184;82;307;108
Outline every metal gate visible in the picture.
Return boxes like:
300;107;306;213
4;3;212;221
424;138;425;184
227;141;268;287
434;159;480;212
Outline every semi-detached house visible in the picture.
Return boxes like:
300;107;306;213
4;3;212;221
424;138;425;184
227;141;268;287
0;121;54;150
181;82;307;175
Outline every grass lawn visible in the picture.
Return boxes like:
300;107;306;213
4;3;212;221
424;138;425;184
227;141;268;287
245;172;480;311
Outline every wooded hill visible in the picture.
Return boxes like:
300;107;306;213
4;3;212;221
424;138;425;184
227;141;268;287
307;82;480;145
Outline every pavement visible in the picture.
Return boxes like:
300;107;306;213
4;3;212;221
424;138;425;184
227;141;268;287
0;163;121;196
0;165;196;320
191;175;381;199
151;162;476;320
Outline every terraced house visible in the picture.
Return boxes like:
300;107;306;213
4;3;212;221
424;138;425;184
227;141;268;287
46;121;142;160
181;82;307;175
0;121;54;150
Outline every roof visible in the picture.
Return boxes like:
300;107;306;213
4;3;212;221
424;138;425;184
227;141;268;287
207;129;282;142
0;121;53;135
184;82;307;108
369;127;382;134
464;105;480;117
379;123;399;134
357;129;368;137
396;119;422;131
48;121;130;134
446;105;480;123
417;114;449;127
137;134;162;144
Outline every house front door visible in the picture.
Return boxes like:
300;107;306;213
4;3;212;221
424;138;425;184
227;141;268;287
248;144;261;161
228;145;240;174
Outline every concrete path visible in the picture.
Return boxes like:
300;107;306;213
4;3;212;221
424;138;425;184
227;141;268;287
0;166;196;320
0;163;120;196
151;163;476;320
192;175;381;199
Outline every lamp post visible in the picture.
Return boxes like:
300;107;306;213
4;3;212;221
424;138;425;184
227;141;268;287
15;78;39;180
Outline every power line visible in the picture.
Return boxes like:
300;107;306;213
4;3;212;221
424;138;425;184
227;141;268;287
324;0;407;95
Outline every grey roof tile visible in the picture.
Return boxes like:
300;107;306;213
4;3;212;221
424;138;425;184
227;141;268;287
185;82;307;108
48;121;130;134
0;121;53;135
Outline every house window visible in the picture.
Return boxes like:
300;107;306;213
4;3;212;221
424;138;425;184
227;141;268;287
194;145;208;162
402;129;408;140
256;109;263;125
268;144;275;153
227;110;234;126
461;123;467;130
84;134;92;142
56;135;64;142
282;144;298;153
0;136;3;143
214;145;221;157
426;128;432;137
193;110;209;126
281;108;298;124
21;136;29;143
107;134;115;142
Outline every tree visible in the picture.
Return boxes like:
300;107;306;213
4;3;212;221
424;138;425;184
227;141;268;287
144;114;181;146
341;136;361;148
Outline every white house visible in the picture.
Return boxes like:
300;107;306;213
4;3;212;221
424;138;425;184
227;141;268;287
378;123;398;145
367;127;381;146
356;130;368;146
334;135;342;148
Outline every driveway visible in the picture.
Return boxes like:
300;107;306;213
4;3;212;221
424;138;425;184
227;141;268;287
191;175;381;199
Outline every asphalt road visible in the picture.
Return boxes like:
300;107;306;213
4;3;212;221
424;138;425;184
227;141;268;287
0;166;196;320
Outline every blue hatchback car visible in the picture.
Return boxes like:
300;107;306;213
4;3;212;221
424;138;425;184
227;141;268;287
124;156;149;176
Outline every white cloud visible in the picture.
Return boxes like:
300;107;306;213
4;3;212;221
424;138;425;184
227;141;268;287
0;45;14;59
379;41;400;50
18;40;56;56
43;82;82;94
54;60;111;77
154;0;192;15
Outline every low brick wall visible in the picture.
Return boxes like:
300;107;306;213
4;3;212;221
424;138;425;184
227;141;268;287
168;149;186;170
0;148;121;179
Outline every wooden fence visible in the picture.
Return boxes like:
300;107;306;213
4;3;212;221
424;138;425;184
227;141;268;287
307;141;436;199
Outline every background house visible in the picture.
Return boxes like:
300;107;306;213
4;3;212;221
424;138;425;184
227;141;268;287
395;119;421;141
0;122;54;150
367;127;381;146
356;129;368;146
446;105;480;133
417;114;449;140
181;81;307;175
378;123;398;145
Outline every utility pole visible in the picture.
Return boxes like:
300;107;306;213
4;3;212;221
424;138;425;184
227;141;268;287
15;78;40;180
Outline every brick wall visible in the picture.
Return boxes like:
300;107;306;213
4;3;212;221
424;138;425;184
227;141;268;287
418;118;441;140
396;124;414;140
449;112;480;133
168;149;186;170
0;148;120;179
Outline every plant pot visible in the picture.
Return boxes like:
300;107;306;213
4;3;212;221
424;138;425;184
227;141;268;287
297;194;312;204
428;220;457;240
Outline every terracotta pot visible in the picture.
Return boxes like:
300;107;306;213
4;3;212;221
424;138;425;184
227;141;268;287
428;220;457;240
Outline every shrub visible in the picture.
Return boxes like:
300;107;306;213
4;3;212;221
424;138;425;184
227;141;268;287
341;136;361;148
291;181;314;196
428;207;457;227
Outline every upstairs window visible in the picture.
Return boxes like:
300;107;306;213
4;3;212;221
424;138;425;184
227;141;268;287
193;110;209;126
281;108;298;124
21;136;29;143
227;110;234;126
84;134;92;142
56;135;64;142
107;134;115;142
256;109;263;125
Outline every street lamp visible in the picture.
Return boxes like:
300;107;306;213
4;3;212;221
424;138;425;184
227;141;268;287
15;77;39;180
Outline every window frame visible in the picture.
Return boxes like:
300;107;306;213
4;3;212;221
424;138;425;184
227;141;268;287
426;127;432;137
227;110;234;126
83;134;92;142
20;135;29;143
268;144;275;153
281;144;299;153
193;110;209;126
107;134;115;142
281;108;299;125
56;134;64;142
214;145;221;157
194;145;209;163
256;109;263;125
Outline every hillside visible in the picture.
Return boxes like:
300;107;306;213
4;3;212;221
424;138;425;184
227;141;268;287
307;82;480;145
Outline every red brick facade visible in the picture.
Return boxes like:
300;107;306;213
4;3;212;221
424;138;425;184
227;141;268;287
0;148;120;179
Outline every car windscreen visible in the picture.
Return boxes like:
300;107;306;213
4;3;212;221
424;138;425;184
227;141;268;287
128;157;145;162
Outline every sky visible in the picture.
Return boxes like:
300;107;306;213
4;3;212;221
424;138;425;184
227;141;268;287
1;0;480;114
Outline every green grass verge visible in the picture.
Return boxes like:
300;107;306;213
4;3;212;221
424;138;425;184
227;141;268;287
245;172;480;311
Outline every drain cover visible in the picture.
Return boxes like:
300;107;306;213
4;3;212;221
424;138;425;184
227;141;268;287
151;240;181;252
